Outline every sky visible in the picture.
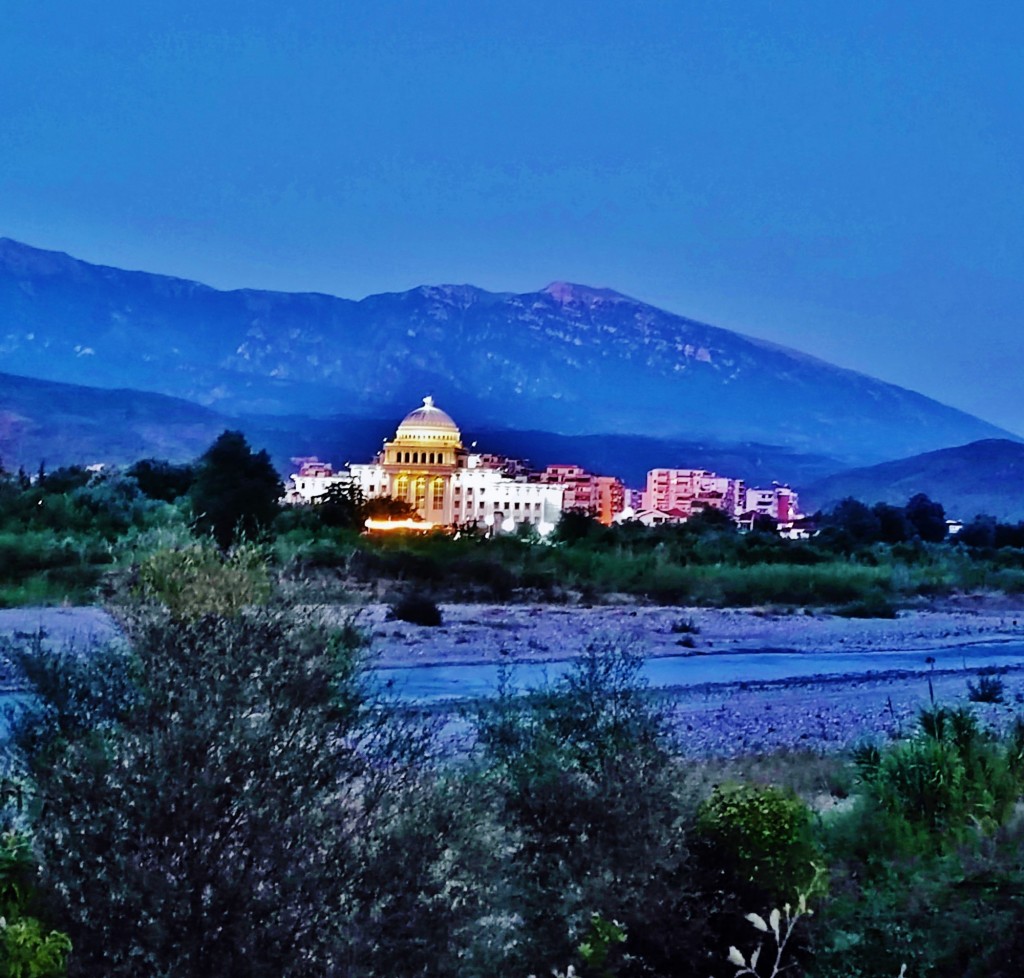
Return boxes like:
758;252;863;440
2;1;1023;432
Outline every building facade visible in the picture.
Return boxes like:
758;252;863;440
641;468;744;518
289;397;564;532
537;465;626;525
739;485;799;523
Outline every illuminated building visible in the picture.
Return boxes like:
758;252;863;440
641;468;744;518
290;397;564;532
538;465;626;525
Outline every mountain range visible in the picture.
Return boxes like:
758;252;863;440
804;439;1024;522
0;370;843;489
1;238;1016;471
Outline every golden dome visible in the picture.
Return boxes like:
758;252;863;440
395;396;461;443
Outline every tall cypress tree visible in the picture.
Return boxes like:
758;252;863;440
190;431;282;548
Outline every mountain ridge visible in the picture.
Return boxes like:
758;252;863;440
1;237;1016;466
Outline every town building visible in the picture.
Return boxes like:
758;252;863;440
288;397;564;532
641;468;744;518
287;397;806;537
287;458;344;503
537;465;626;525
738;485;799;523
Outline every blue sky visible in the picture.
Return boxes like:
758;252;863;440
2;1;1022;432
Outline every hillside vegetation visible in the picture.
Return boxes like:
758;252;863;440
805;438;1024;522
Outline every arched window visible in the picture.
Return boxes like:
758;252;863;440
432;478;444;510
404;452;410;464
415;478;426;509
429;452;435;464
396;475;409;500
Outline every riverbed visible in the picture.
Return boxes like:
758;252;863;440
4;601;1024;756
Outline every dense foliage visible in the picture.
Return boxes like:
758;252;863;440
3;551;1024;975
7;439;1024;973
189;431;282;548
4;602;441;977
7;435;1024;611
0;831;71;977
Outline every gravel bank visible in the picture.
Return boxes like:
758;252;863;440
352;597;1024;756
5;603;1024;757
355;598;1024;668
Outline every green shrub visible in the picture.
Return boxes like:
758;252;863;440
697;783;821;901
966;671;1005;703
0;832;72;978
135;541;271;620
10;609;442;977
671;617;701;634
832;593;899;619
473;645;702;977
856;706;1020;850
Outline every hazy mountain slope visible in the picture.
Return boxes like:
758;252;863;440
1;237;1016;465
0;371;233;471
461;427;842;489
0;369;842;488
803;439;1024;521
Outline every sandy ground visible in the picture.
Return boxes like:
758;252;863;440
0;606;119;651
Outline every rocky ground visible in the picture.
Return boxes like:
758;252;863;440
5;599;1024;756
660;668;1024;757
346;596;1024;755
354;596;1024;668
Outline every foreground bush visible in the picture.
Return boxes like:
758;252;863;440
812;707;1024;977
0;831;72;978
389;592;443;626
135;541;271;619
697;783;821;902
473;646;707;977
856;705;1020;846
9;609;439;977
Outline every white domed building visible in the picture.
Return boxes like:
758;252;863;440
296;397;565;532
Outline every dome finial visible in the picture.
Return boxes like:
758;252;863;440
423;395;434;408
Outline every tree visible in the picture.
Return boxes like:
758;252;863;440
10;607;434;977
872;502;912;544
824;497;882;545
473;645;703;975
552;508;601;545
958;515;997;549
127;458;195;502
361;494;416;520
317;479;366;528
905;493;947;543
687;506;736;532
190;431;282;548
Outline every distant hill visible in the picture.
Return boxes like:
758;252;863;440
802;439;1024;521
0;370;230;472
0;371;843;488
460;427;843;489
1;237;1018;467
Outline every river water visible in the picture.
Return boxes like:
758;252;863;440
4;608;1024;714
374;643;1024;703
